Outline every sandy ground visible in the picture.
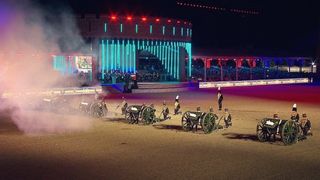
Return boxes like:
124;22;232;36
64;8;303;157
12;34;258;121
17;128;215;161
0;84;320;179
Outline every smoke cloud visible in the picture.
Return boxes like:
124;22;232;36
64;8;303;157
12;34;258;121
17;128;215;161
0;0;94;134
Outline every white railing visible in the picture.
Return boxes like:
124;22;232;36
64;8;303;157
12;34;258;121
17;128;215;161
199;78;310;88
2;86;103;98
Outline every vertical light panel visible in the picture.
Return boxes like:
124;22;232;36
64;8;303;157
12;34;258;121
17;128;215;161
150;25;153;34
159;42;162;65
181;27;184;36
162;42;165;67
162;26;165;35
162;42;164;70
174;42;177;79
128;40;131;72
186;42;192;77
133;40;136;73
101;40;105;79
173;27;176;35
152;41;155;55
120;24;123;33
158;43;161;62
187;28;189;37
53;56;67;75
117;40;120;70
104;23;107;32
122;40;125;72
129;40;132;72
190;29;192;37
177;44;180;80
126;40;129;72
156;41;160;65
165;42;169;72
150;40;153;55
170;41;173;76
106;40;109;72
111;40;114;71
135;24;138;34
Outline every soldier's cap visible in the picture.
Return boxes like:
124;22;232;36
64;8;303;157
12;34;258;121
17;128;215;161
273;113;279;118
302;113;307;117
224;108;229;112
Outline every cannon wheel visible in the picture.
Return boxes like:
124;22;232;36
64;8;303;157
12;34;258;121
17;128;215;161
91;103;106;118
141;106;155;125
281;120;299;145
201;112;216;134
125;111;134;124
181;112;192;131
256;119;269;142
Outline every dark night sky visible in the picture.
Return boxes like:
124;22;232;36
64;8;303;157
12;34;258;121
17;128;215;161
33;0;320;57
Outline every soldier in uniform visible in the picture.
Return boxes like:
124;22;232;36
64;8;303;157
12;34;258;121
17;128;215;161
161;101;170;120
300;113;312;138
274;113;282;136
117;97;128;115
224;108;232;128
291;104;299;122
174;95;181;115
217;87;223;111
94;89;100;100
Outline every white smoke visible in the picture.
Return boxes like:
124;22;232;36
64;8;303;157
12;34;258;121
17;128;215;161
0;0;94;134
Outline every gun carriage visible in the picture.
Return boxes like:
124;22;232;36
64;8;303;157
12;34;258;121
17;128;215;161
125;105;156;125
257;118;300;145
181;108;219;134
79;100;108;118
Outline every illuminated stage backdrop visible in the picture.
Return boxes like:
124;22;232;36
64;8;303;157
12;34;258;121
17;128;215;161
77;14;192;81
100;39;192;80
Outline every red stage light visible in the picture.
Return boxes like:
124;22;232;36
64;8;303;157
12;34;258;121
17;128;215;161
167;19;171;23
142;17;147;21
177;21;180;24
156;18;160;22
127;16;132;21
111;16;117;20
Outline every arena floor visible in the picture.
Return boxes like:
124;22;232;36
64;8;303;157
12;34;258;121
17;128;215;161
1;84;320;179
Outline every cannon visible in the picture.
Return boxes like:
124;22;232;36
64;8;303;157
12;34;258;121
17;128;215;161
181;108;219;134
125;104;156;125
39;97;69;113
256;118;300;145
79;100;108;118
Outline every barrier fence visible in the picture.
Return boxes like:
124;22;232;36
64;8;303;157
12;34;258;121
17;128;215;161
1;86;103;98
199;78;310;88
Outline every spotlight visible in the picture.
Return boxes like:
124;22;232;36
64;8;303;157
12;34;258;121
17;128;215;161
111;15;117;21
